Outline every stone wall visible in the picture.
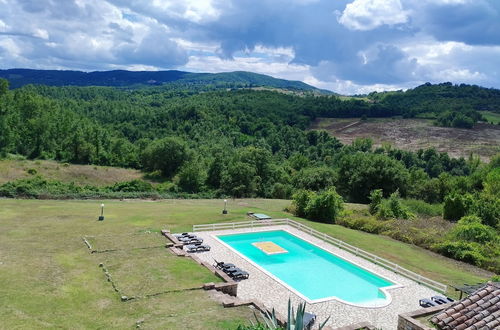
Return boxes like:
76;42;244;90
398;303;452;330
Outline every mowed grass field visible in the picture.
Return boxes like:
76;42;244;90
310;117;500;161
0;199;493;329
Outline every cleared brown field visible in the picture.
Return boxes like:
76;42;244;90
311;118;500;161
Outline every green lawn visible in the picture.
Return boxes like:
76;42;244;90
0;199;493;328
480;111;500;124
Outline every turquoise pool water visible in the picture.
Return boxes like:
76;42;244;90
218;230;394;304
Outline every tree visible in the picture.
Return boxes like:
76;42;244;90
305;188;344;223
221;161;257;197
0;78;8;97
178;161;206;193
369;189;383;215
141;137;190;177
337;153;409;202
443;192;475;221
292;166;337;191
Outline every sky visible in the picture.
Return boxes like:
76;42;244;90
0;0;499;94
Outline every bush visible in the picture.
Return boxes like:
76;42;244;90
177;161;205;193
402;199;442;217
474;194;500;228
451;215;496;244
291;190;314;218
433;241;486;266
270;183;292;199
291;188;343;223
375;191;414;220
304;188;344;223
443;192;475;221
109;179;153;192
368;189;383;215
26;168;38;175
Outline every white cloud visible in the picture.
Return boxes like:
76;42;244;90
339;0;409;31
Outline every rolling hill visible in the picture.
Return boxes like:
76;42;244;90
0;68;332;94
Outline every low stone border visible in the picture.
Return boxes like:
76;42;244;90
332;322;376;330
397;303;452;330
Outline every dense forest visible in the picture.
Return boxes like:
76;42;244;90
0;77;498;271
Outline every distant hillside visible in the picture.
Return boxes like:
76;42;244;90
370;82;500;113
0;68;332;94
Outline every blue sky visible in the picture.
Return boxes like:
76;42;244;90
0;0;499;94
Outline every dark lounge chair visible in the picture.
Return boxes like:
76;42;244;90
178;237;203;245
185;244;198;253
231;270;249;280
196;244;210;252
419;298;437;308
303;312;316;329
213;260;235;270
223;266;240;274
431;296;453;304
185;244;210;252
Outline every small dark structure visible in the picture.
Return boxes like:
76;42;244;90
247;212;272;220
430;281;499;329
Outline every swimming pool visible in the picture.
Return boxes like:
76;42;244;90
217;230;397;306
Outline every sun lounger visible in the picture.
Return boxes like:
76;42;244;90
185;244;210;252
419;298;437;308
303;312;316;329
174;233;195;238
195;244;210;252
178;237;203;244
431;296;453;304
214;260;235;270
223;266;240;274
185;244;198;253
231;270;249;280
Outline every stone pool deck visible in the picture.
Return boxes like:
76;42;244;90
192;225;439;330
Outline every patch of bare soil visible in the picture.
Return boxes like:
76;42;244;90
311;118;500;161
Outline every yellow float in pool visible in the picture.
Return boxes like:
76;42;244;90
252;241;288;255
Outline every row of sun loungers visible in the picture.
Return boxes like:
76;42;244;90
214;260;250;280
185;244;211;253
174;233;211;252
419;295;454;308
174;232;203;245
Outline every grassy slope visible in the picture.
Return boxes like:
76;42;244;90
0;159;147;186
0;199;492;329
480;111;500;124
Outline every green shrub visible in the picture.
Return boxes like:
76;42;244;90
376;191;414;220
26;168;38;175
474;194;500;229
109;179;153;192
368;189;383;215
291;190;314;218
304;188;344;223
270;183;292;199
451;215;496;244
433;241;486;266
177;161;206;193
402;199;442;217
291;188;343;223
443;192;475;221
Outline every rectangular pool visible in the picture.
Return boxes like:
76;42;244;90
217;230;395;306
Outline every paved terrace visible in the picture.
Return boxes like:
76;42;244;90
192;225;439;329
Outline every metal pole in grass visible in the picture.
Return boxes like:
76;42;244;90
98;203;105;221
222;199;228;214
